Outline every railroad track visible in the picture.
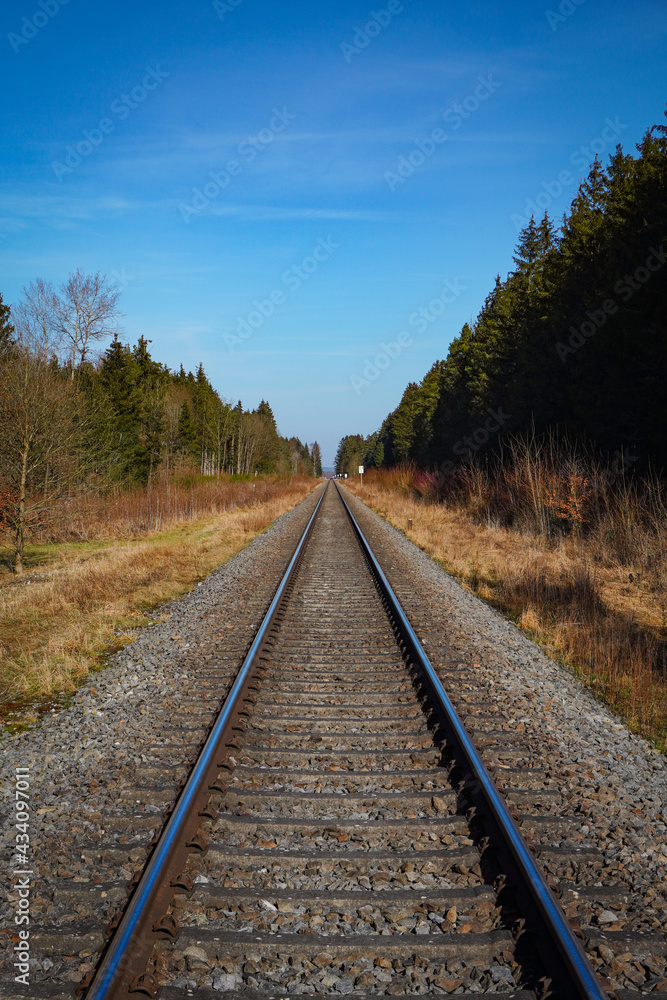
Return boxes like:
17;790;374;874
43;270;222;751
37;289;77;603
68;479;640;1000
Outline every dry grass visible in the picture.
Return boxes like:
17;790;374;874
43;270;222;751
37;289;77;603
0;476;317;715
8;472;309;547
350;468;667;751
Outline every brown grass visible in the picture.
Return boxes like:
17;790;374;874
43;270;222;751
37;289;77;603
0;476;317;717
8;472;308;547
350;466;667;751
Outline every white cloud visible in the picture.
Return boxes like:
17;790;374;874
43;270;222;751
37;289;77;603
206;204;389;221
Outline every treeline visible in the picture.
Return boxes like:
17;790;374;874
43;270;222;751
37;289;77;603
0;273;321;573
83;339;321;482
337;106;667;478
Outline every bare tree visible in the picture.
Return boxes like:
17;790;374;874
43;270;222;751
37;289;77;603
0;300;83;574
11;279;58;356
236;412;270;475
51;269;121;374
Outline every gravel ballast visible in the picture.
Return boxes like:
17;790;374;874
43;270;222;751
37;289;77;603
2;481;666;996
0;487;323;991
342;486;667;992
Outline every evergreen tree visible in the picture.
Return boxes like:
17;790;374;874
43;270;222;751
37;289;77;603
97;336;150;482
348;103;667;475
334;435;366;476
0;289;309;564
176;401;198;462
0;292;14;354
311;442;322;477
256;400;277;432
133;337;168;481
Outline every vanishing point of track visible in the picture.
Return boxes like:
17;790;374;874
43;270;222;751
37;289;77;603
82;481;616;1000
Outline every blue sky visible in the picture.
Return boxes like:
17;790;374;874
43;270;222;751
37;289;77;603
1;0;665;465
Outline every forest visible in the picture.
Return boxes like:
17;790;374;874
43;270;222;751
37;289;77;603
334;107;667;747
0;273;321;574
336;107;667;481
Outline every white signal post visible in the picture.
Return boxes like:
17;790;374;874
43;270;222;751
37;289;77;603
359;465;364;488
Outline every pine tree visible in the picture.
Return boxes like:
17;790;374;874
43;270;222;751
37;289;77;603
133;337;168;480
0;292;14;354
358;103;667;473
256;400;277;432
97;336;150;482
196;362;210;388
390;383;421;463
311;442;322;477
177;401;198;462
334;435;366;476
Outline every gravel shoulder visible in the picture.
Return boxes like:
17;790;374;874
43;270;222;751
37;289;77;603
0;487;323;990
3;482;666;996
342;486;667;992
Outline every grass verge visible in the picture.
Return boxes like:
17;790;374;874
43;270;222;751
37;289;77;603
347;473;667;752
0;478;317;727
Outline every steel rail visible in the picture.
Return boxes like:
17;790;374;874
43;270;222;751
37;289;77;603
85;483;327;1000
335;482;610;1000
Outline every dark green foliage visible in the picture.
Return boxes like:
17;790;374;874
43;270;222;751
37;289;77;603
0;284;316;570
7;330;316;486
256;399;277;431
0;292;14;354
347;105;667;476
176;401;198;461
334;435;366;477
284;437;314;476
92;335;169;483
96;336;151;482
133;337;168;479
311;442;322;477
91;341;316;480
